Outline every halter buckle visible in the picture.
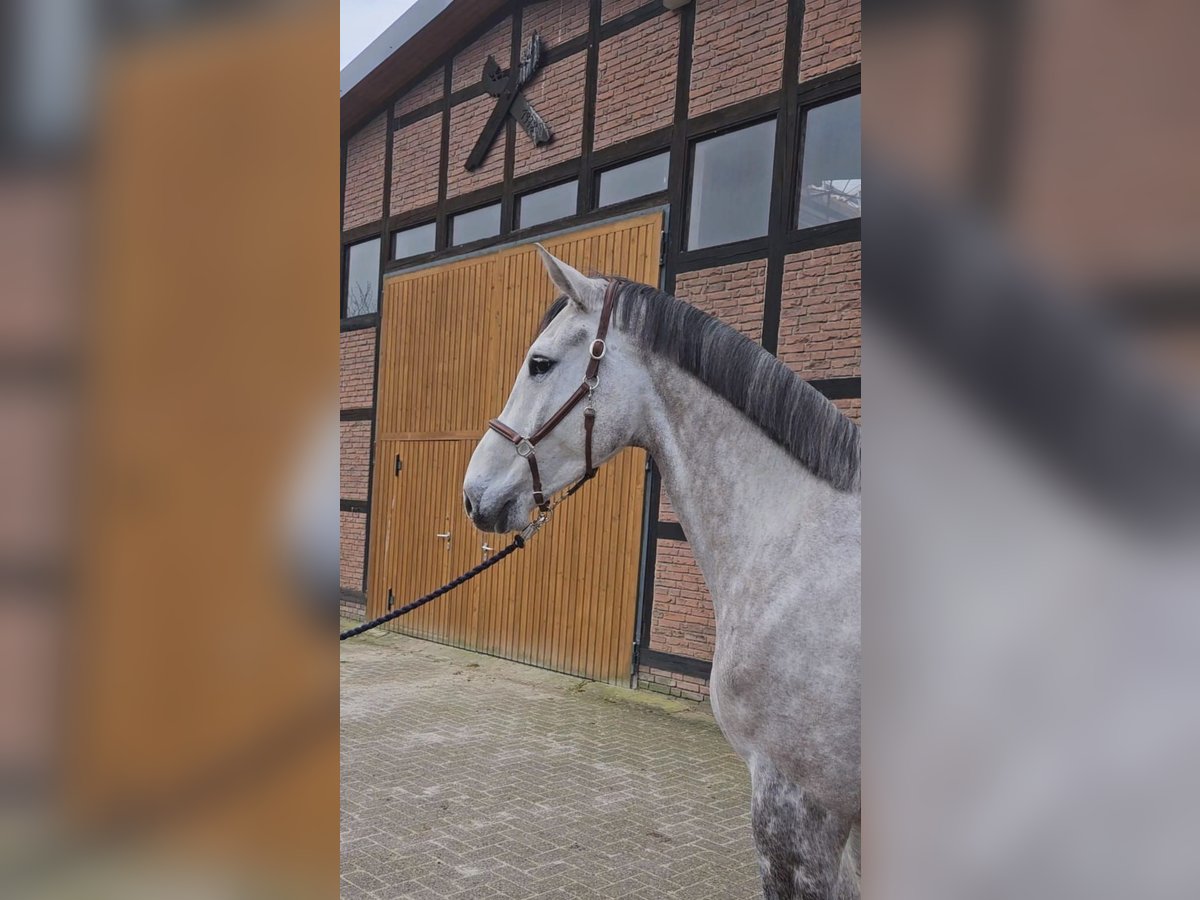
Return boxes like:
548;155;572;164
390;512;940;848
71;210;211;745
589;339;607;360
515;438;535;458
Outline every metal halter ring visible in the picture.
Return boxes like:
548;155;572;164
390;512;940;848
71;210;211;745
585;374;599;391
589;339;607;360
515;438;535;458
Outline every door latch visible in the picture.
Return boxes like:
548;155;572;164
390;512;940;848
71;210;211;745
386;587;394;611
395;454;403;476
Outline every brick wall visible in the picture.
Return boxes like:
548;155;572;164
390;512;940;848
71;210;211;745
343;113;386;230
523;0;590;48
690;0;787;118
593;14;678;151
453;17;513;92
674;258;768;342
638;667;709;702
513;53;588;179
649;539;715;662
799;0;861;81
447;94;506;198
391;114;442;214
341;592;367;621
601;0;649;24
340;328;376;409
341;511;366;592
833;396;861;424
778;242;861;379
340;421;371;501
395;70;444;118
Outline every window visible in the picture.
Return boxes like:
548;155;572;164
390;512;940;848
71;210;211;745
393;222;435;260
518;181;577;229
450;203;501;246
797;94;861;229
687;120;776;250
344;237;380;316
598;152;669;208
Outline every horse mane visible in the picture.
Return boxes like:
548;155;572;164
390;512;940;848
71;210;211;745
538;279;860;493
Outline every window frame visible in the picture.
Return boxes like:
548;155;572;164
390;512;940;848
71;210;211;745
682;115;779;253
449;201;503;248
790;86;861;237
391;220;437;262
516;179;580;231
342;234;382;319
594;150;672;211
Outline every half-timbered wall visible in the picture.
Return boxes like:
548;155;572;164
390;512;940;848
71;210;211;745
340;0;862;697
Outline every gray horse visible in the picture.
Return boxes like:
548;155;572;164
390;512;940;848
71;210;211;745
463;247;861;900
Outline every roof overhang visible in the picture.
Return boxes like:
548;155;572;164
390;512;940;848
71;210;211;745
341;0;510;135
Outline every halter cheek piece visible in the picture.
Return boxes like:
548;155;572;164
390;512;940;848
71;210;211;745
488;280;619;514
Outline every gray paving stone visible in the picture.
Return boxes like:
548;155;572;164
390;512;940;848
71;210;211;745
342;629;761;899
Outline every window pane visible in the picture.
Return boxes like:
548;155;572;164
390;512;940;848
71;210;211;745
518;181;577;229
687;120;776;250
393;222;435;260
345;238;380;316
797;94;861;228
598;152;669;207
450;203;501;246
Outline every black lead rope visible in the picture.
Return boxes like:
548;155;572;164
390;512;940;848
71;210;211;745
340;534;525;640
339;471;596;641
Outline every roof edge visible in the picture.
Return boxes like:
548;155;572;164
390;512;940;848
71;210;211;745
340;0;454;97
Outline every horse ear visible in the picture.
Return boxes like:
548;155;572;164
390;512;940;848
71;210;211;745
535;244;597;312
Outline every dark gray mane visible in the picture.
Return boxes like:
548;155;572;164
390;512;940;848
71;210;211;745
539;280;860;492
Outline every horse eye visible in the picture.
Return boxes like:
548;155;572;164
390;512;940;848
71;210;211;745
528;355;556;378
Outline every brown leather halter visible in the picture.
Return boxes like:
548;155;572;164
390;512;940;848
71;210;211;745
488;279;619;514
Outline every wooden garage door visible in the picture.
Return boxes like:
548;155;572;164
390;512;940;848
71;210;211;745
366;213;661;684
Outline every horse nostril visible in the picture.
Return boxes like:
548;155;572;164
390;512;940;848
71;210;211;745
463;491;475;517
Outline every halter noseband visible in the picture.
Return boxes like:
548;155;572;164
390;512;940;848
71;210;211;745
488;280;619;514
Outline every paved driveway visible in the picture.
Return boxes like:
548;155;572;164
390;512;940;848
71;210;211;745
341;627;760;899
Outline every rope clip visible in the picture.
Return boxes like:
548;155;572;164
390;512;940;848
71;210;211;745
519;511;550;543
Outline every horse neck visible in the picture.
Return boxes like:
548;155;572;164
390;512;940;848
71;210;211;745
635;357;855;610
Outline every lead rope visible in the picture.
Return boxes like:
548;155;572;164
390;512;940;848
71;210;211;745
339;473;591;641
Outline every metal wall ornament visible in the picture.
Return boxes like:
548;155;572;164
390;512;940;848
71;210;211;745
466;33;554;171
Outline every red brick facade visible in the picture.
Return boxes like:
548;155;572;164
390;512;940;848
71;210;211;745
650;540;715;662
394;70;443;118
340;328;376;409
513;53;588;178
523;0;590;48
778;242;861;379
452;18;513;93
834;396;861;424
601;0;650;25
674;259;769;343
594;15;679;151
340;421;371;502
391;114;442;214
342;113;386;229
447;94;507;198
690;0;788;118
340;511;366;592
799;0;861;81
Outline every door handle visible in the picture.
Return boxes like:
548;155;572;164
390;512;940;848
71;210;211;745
481;542;492;559
435;531;451;550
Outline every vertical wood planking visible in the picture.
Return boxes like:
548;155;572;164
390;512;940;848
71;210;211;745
365;214;661;683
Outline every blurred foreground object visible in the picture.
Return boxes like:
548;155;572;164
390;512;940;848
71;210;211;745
2;4;338;898
867;2;1200;899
